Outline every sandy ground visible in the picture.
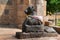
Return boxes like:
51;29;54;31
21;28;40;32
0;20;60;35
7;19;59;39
0;28;60;40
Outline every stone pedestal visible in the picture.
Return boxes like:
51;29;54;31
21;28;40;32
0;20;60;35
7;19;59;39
15;32;58;39
16;32;30;39
30;32;43;38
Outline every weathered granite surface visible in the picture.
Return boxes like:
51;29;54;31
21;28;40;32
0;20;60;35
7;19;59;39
16;32;58;39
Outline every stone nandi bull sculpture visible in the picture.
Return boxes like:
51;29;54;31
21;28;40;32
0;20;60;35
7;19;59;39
16;6;58;39
22;6;44;32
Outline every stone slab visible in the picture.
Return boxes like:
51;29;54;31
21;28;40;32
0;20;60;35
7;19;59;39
16;32;30;39
42;32;58;37
15;32;58;39
30;32;43;38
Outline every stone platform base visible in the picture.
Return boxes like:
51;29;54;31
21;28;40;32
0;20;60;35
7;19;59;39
15;32;58;39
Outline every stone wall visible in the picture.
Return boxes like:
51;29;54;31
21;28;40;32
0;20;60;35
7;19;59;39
36;0;46;16
0;0;17;25
0;0;46;28
16;0;29;28
0;0;29;28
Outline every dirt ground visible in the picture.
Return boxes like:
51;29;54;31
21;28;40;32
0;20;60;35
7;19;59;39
0;28;60;40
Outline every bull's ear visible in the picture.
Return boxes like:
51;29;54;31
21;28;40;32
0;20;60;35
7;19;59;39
24;10;28;13
24;10;28;14
24;10;30;15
